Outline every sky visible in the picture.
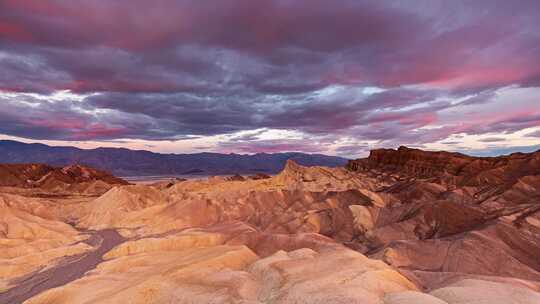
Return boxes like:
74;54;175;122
0;0;539;158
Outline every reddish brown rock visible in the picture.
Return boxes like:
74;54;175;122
0;163;128;195
347;147;540;290
348;146;540;188
2;148;540;303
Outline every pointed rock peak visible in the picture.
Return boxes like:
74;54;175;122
61;164;94;178
276;159;306;178
62;164;85;173
284;159;303;171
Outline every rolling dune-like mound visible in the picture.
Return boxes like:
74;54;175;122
0;195;92;294
0;148;539;303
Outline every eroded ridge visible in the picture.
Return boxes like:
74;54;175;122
0;150;539;303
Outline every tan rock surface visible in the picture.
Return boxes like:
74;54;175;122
0;195;92;292
0;148;539;303
25;245;259;304
430;279;540;304
26;243;422;304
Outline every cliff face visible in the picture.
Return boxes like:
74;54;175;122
347;146;540;186
2;151;540;303
347;146;472;176
343;146;540;291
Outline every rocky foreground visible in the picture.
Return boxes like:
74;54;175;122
0;147;539;303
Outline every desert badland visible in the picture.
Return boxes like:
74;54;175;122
2;0;540;303
0;146;539;303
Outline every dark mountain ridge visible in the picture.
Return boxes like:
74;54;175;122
0;140;348;176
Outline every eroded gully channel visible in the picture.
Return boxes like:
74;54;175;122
0;229;125;304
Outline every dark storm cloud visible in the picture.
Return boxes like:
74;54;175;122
477;137;507;143
2;0;539;93
526;130;540;138
334;144;371;157
84;91;263;136
0;97;187;140
82;87;451;138
0;0;539;149
467;112;540;135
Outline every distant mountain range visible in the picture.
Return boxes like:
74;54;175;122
0;140;348;176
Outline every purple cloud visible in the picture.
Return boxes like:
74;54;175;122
0;0;539;154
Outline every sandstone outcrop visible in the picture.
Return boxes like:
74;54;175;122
0;164;128;195
348;146;540;187
347;147;540;289
1;147;539;303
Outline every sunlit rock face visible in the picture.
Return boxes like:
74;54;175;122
0;163;128;196
348;147;540;290
0;195;93;294
1;148;539;303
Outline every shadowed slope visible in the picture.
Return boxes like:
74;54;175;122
0;148;539;303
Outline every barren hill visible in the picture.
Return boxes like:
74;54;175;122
0;147;539;303
0;163;128;195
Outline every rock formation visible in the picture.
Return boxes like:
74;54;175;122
0;164;128;195
348;146;540;290
0;147;539;303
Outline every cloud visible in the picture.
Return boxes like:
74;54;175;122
0;0;539;155
461;144;540;157
525;130;540;138
0;94;180;140
334;144;371;158
477;137;507;143
217;138;329;154
1;0;539;94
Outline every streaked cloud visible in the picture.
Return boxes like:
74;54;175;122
0;0;539;157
